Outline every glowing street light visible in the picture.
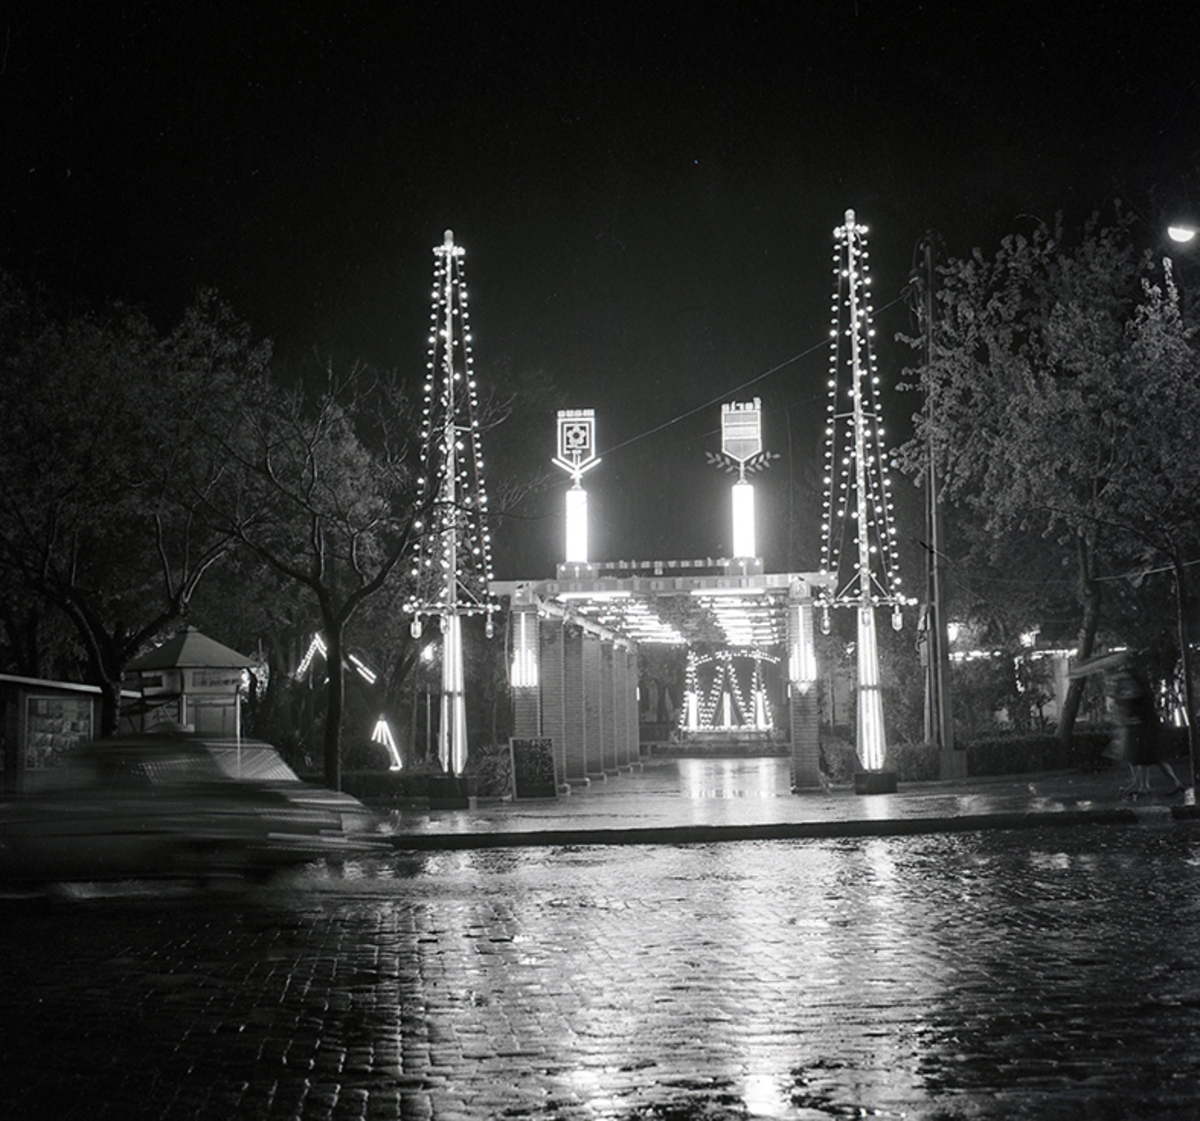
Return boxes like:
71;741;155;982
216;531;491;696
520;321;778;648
1167;224;1197;244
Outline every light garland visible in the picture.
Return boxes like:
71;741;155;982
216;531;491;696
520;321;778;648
680;648;779;732
819;210;905;615
405;230;498;633
403;230;498;775
818;210;910;772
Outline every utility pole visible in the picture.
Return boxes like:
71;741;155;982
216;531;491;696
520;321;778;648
915;233;958;770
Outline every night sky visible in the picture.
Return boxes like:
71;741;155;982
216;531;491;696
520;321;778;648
4;2;1199;579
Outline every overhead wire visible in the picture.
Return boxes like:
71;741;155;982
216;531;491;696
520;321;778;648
597;293;910;459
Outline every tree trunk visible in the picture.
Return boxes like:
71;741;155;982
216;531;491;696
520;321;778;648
98;675;123;737
1058;532;1102;745
323;622;345;791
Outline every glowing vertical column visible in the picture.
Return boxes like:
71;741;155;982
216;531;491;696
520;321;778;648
554;409;600;571
718;399;765;562
788;600;817;688
440;613;467;776
565;484;588;564
856;605;886;770
845;211;888;772
731;479;756;560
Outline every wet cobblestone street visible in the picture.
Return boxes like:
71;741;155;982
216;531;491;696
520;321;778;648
4;823;1200;1119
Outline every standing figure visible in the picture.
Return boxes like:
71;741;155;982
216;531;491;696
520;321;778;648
1111;664;1186;797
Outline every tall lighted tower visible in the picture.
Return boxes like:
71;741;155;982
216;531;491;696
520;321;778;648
819;210;907;785
553;408;600;572
406;230;497;776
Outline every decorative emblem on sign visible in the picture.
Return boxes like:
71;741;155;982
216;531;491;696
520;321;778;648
706;398;777;476
722;399;762;464
553;408;601;482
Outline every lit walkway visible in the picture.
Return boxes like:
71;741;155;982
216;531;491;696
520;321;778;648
378;755;1197;848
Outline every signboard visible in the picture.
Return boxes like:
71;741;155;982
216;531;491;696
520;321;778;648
188;668;246;692
24;695;93;770
553;409;600;480
721;398;762;464
509;737;558;800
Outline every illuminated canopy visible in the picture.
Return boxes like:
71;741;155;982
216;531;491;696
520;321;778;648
494;566;829;652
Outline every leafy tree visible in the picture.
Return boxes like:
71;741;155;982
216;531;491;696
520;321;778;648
0;280;268;732
896;212;1167;742
1098;266;1200;762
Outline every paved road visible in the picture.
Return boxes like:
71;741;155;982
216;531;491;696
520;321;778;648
4;823;1200;1120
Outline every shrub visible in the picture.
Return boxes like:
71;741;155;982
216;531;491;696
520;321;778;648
465;742;513;799
966;734;1069;776
820;729;1127;782
340;759;442;804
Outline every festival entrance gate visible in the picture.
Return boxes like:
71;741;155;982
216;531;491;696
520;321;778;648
490;396;832;792
409;217;908;792
492;566;830;792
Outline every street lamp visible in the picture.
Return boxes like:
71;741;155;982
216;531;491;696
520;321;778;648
1162;221;1198;803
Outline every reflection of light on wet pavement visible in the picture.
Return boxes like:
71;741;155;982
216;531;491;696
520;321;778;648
676;756;792;799
858;791;898;819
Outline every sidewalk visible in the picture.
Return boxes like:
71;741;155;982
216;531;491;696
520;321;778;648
375;755;1200;850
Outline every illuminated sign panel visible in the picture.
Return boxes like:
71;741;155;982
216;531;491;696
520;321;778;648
555;409;598;476
721;398;762;465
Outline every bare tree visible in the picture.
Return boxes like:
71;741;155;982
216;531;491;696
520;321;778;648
201;358;426;790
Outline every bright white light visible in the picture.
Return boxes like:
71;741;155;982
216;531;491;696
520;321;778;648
857;604;887;771
789;603;817;684
349;653;377;684
1168;225;1197;244
565;484;588;563
440;614;467;775
689;586;767;597
511;611;539;689
371;717;402;771
731;479;756;559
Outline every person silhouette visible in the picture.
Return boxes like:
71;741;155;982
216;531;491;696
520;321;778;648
1111;663;1186;798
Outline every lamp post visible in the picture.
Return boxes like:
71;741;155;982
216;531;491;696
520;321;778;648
1164;220;1198;802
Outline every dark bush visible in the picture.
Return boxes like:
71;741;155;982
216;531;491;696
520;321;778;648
966;734;1070;776
465;742;513;799
340;761;441;805
820;728;1134;782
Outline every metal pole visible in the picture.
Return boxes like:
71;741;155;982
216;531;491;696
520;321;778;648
1173;556;1198;799
845;210;887;772
435;230;468;776
920;234;955;753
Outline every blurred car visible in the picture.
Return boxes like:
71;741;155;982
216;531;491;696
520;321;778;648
0;731;382;884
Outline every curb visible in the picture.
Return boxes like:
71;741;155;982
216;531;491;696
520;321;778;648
383;806;1160;851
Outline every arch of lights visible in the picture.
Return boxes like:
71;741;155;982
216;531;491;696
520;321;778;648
681;648;780;733
818;209;911;775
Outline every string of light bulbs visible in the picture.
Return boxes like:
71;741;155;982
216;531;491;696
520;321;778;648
405;230;498;634
819;212;907;621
